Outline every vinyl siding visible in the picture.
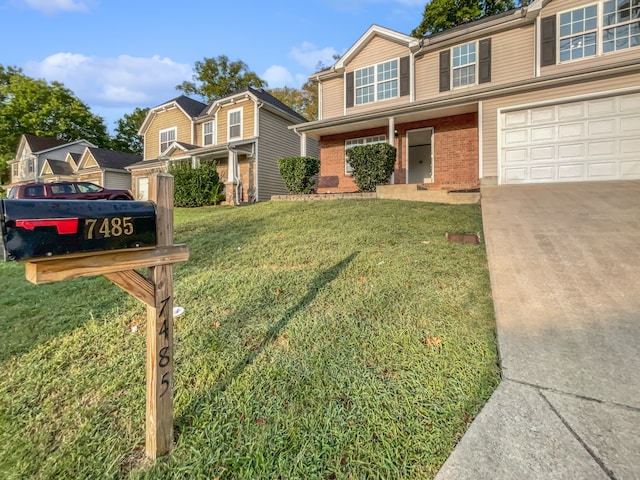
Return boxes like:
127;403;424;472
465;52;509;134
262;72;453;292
481;72;640;178
104;171;133;190
321;77;344;120
345;35;412;115
257;109;310;201
540;0;640;75
416;25;535;101
144;108;192;160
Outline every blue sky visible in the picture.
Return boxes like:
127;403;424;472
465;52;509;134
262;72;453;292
0;0;426;130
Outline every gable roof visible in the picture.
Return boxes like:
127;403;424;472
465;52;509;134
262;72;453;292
43;159;74;175
82;148;142;170
23;134;69;153
204;86;309;123
139;95;208;135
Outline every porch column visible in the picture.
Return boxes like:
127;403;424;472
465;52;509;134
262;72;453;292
388;117;396;185
300;133;307;157
191;156;200;169
225;150;239;206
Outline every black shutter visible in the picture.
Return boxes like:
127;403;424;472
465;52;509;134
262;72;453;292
346;71;354;108
439;50;450;92
541;15;556;67
478;38;492;84
399;56;410;97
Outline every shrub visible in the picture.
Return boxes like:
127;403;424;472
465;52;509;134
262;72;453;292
169;161;223;207
347;143;397;192
278;156;320;194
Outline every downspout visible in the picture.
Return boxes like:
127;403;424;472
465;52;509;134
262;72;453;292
255;101;264;202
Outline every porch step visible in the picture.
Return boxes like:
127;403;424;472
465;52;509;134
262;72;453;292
376;184;480;204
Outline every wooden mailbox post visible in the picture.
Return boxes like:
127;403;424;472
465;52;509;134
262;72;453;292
18;173;187;459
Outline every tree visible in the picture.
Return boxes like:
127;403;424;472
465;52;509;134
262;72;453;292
268;80;319;121
412;0;519;37
111;107;149;155
176;55;266;103
0;66;110;183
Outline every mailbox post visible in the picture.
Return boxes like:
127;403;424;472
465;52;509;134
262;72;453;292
0;173;187;460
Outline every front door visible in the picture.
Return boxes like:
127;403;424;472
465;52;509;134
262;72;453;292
407;128;433;184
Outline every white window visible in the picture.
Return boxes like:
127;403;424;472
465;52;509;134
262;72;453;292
453;42;476;88
11;164;18;178
137;177;149;200
603;0;640;53
159;127;176;154
344;135;386;174
559;5;598;61
228;109;242;139
27;158;35;174
203;121;214;145
354;59;398;105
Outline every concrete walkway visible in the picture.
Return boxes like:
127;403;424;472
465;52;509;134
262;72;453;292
436;181;640;480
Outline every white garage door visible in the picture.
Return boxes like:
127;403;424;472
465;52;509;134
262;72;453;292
500;92;640;184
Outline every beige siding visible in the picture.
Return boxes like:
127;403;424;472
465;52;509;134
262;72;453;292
144;108;192;160
416;25;535;101
540;0;640;76
481;72;640;178
347;35;410;70
321;77;344;120
346;35;412;115
217;101;256;144
257;109;317;201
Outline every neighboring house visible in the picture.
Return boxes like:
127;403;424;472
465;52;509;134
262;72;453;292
130;87;318;203
8;134;95;187
71;148;141;190
291;0;640;192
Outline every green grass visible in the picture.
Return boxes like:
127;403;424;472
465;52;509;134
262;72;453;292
0;199;499;479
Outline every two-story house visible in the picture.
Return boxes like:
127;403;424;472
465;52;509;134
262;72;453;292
129;87;318;203
292;0;640;192
8;134;95;187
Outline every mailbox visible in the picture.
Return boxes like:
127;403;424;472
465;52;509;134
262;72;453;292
1;199;157;261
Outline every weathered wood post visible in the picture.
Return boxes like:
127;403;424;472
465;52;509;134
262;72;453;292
3;172;188;460
146;172;175;459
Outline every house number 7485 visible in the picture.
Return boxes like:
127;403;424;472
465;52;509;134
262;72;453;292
85;217;134;239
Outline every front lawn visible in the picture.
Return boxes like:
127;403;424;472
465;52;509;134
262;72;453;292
0;199;499;479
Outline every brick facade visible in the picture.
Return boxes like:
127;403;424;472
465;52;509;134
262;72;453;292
317;113;478;193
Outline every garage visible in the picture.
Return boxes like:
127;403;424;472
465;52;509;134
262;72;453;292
500;92;640;184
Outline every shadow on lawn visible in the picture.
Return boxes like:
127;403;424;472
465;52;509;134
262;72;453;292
175;251;358;432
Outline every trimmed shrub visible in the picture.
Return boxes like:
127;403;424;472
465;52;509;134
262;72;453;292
347;143;397;192
169;161;223;207
278;156;320;194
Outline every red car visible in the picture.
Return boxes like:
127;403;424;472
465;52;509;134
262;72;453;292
7;182;134;201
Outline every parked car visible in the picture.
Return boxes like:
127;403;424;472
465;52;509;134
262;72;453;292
7;182;134;201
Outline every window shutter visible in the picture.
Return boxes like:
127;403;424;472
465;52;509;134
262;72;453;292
439;50;450;92
541;15;556;67
479;38;492;84
399;56;410;97
346;71;354;108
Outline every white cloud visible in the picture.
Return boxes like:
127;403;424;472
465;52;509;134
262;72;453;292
290;42;340;72
23;0;90;14
24;53;192;107
262;65;294;89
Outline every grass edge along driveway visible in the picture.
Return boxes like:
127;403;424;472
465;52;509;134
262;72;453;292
0;199;499;479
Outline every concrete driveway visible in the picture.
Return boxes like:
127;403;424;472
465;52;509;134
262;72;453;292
436;181;640;479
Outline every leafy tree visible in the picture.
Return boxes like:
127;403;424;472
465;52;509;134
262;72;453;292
268;80;319;121
412;0;519;37
0;65;110;183
110;107;149;154
176;55;266;103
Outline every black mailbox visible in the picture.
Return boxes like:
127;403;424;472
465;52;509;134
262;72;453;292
0;199;157;261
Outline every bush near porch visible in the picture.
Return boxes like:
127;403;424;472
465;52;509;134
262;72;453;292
347;143;396;192
0;199;499;479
